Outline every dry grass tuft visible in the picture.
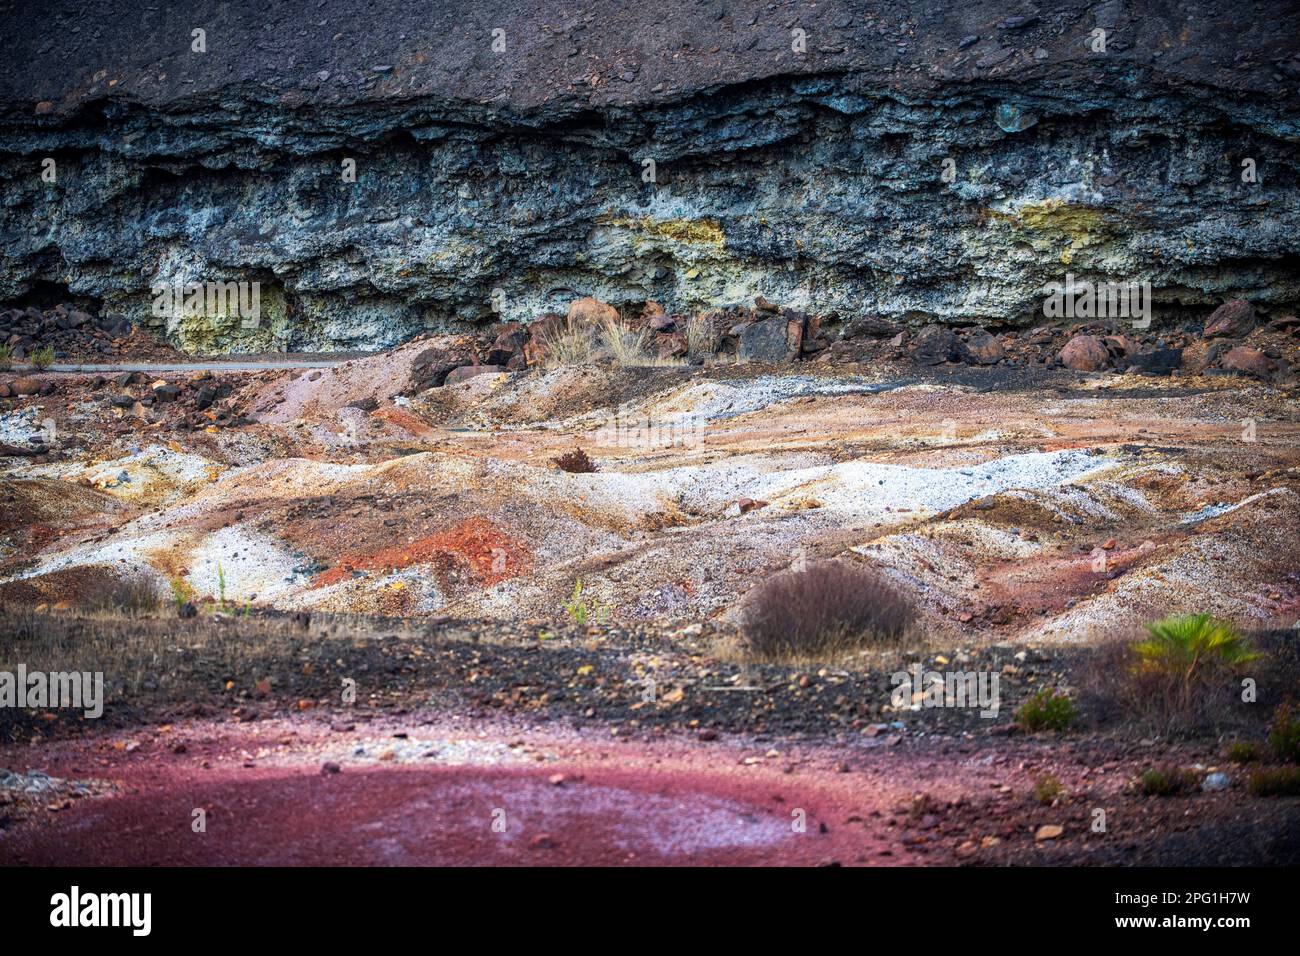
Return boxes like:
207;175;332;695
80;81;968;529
537;313;684;368
598;316;651;365
541;316;599;368
598;315;685;367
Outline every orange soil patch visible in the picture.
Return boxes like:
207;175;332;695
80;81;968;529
312;516;528;589
370;406;435;435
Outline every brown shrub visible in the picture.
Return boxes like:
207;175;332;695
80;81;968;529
740;559;916;660
552;448;598;473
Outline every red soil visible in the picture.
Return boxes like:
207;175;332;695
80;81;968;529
313;516;528;589
0;722;878;867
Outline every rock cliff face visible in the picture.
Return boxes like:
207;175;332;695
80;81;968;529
1;0;1299;352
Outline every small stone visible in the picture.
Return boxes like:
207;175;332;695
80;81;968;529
1202;772;1230;792
1035;824;1064;841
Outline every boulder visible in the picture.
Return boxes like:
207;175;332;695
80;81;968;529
962;328;1005;365
193;385;218;410
522;312;568;366
782;310;807;353
1103;334;1139;358
153;383;183;402
909;324;964;365
1270;314;1300;335
9;376;42;396
1057;334;1110;371
1220;346;1276;378
409;345;477;389
486;321;527;366
1126;348;1182;376
1203;299;1256;339
648;312;676;332
566;296;619;326
737;313;801;363
842;315;901;339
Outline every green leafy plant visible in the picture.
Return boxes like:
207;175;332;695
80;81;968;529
29;346;55;370
1267;700;1300;764
0;342;13;370
1134;612;1260;672
1247;766;1300;797
1016;687;1076;732
1132;613;1261;721
1138;765;1199;797
563;578;607;626
217;562;228;611
169;576;193;615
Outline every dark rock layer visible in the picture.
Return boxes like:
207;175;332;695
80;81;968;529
1;0;1299;351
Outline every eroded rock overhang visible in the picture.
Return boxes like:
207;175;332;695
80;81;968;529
1;0;1298;351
